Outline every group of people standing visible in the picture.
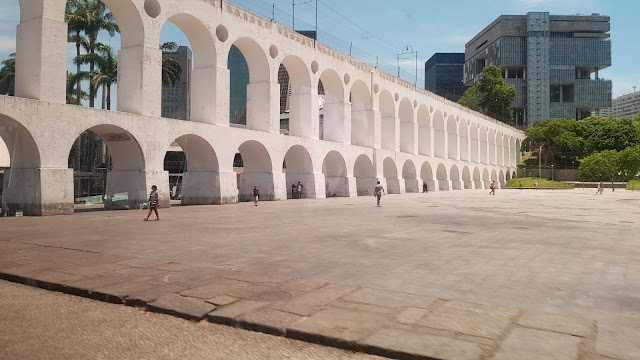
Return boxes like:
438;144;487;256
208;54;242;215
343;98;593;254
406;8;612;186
291;182;304;199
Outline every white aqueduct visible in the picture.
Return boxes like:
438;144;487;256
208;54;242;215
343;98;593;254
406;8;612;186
0;0;524;216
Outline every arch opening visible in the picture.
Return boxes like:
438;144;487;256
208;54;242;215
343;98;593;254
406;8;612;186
322;150;349;197
279;56;313;138
353;154;375;195
283;145;315;199
420;162;435;193
235;140;275;201
462;166;472;189
319;69;346;143
383;157;400;194
436;163;449;191
402;160;418;193
450;164;462;190
473;167;483;189
161;13;217;123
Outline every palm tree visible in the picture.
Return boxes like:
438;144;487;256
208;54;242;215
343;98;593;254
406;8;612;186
73;42;117;110
67;72;90;105
65;0;118;108
160;42;183;87
0;53;15;96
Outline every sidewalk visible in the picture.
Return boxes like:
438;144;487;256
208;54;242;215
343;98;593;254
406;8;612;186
2;240;638;360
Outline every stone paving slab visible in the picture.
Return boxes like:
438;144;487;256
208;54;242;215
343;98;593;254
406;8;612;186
147;294;216;321
287;307;389;344
596;323;640;360
516;311;594;337
236;307;304;336
489;327;581;360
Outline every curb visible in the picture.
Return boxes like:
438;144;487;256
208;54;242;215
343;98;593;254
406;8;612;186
0;271;447;360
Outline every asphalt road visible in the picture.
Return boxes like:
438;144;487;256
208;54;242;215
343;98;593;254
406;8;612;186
0;280;384;360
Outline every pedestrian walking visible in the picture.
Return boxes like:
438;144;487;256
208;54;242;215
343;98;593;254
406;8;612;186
422;182;428;193
534;181;539;190
291;183;297;199
144;185;159;221
374;181;385;207
489;181;496;195
297;182;304;199
596;181;604;195
253;185;260;206
519;182;523;190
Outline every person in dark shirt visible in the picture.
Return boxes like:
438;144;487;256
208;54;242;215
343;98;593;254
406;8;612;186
144;185;159;221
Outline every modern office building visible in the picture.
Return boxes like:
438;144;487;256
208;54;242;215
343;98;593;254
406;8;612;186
425;53;467;102
464;12;612;127
229;45;250;125
600;90;640;118
161;46;192;121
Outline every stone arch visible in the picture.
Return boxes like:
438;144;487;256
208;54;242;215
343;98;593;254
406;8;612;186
432;110;446;158
229;37;272;132
480;125;488;164
353;154;375;195
66;124;151;211
513;171;517;180
506;171;512;181
450;164;462;190
0;114;44;215
482;168;490;188
459;120;470;161
436;163;449;191
470;123;480;163
169;134;223;205
163;13;218;123
383;157;400;194
284;145;316;198
498;170;505;186
447;115;458;160
280;55;313;138
319;69;346;143
462;166;473;189
402;159;418;193
399;98;415;153
491;169;498;185
350;81;374;147
417;105;431;156
515;138;522;163
379;90;396;151
473;167;483;189
236;140;276;201
322;150;349;197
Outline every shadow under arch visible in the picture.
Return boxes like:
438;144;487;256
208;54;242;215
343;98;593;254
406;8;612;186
322;150;349;197
0;114;43;215
236;140;278;201
402;159;418;193
420;161;436;192
436;163;449;191
383;156;400;194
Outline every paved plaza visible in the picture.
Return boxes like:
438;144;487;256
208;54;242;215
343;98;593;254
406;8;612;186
1;189;639;359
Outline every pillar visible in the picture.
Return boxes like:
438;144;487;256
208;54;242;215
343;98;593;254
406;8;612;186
2;168;73;216
247;81;280;134
351;109;376;147
400;122;418;154
191;66;228;125
323;101;350;144
289;91;319;139
381;115;398;151
15;17;67;103
117;45;162;117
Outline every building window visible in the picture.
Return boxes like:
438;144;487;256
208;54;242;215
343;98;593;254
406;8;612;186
550;85;574;103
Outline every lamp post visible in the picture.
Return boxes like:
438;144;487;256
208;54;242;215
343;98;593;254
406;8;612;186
538;145;542;180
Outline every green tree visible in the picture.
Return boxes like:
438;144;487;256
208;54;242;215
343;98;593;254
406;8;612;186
74;43;117;110
523;119;585;166
580;117;640;154
458;65;516;124
160;42;183;87
579;150;620;182
65;0;118;108
618;145;640;181
0;53;15;96
67;72;89;105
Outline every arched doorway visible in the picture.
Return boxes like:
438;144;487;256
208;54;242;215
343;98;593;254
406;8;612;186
498;170;505;188
283;145;317;199
164;134;220;205
450;164;462;190
322;150;349;197
354;154;375;195
482;168;490;188
436;163;449;191
420;162;436;192
236;140;277;201
383;157;400;194
462;166;473;189
473;167;483;189
279;55;313;138
402;160;418;193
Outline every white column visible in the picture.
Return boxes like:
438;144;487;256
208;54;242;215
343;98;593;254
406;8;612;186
289;90;319;139
117;45;162;117
15;17;67;103
323;101;350;144
2;168;74;216
190;66;227;125
246;81;280;134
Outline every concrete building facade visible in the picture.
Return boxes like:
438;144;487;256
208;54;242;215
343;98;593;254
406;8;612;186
464;12;612;127
1;0;523;216
425;53;467;102
600;91;640;118
161;46;192;120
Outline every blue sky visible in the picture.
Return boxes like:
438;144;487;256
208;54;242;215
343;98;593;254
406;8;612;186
0;0;638;97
